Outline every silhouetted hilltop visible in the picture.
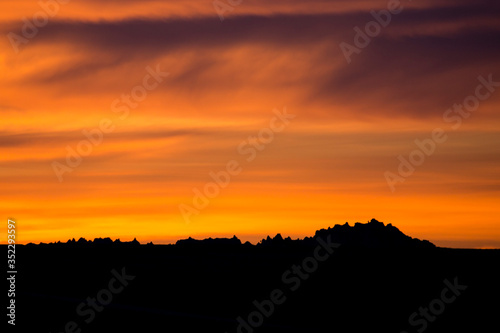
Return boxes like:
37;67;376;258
311;218;435;249
256;219;434;249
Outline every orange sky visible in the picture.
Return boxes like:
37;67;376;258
1;0;499;248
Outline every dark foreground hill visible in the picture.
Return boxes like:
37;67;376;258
6;219;499;332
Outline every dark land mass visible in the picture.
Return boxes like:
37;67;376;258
5;219;499;332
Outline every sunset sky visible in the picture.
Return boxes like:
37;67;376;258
1;0;499;248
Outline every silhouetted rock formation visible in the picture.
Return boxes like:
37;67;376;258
310;218;435;249
256;219;434;249
26;219;435;250
176;235;242;249
27;237;141;248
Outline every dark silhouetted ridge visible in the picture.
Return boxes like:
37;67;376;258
310;218;435;249
12;219;499;333
26;219;435;250
26;237;141;247
173;219;434;250
257;219;434;249
176;235;242;249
